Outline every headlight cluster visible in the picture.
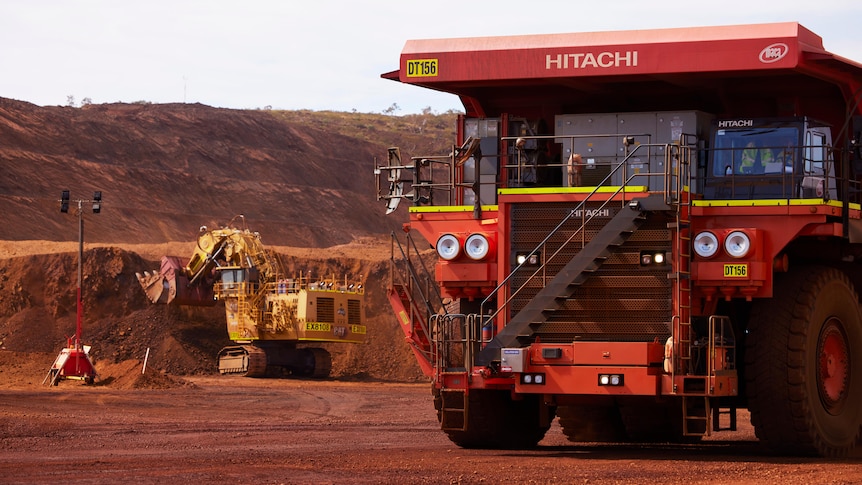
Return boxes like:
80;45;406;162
436;234;460;261
465;234;490;260
515;252;540;265
436;233;493;261
724;231;751;258
640;250;667;266
520;373;546;385
693;230;752;258
598;373;624;386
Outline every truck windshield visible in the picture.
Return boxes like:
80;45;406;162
711;127;800;177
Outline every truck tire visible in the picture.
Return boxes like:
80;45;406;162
435;388;552;449
747;266;862;456
558;404;626;442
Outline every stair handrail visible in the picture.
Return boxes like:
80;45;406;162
390;231;446;329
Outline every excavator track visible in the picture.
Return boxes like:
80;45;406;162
218;345;332;378
307;348;332;378
218;345;268;377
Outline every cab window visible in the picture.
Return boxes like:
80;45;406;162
805;131;826;174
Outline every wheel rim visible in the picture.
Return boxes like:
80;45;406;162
817;317;850;415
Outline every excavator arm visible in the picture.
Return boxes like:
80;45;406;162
136;255;216;306
135;217;272;306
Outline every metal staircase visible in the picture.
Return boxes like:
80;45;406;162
439;388;468;431
469;141;689;368
431;313;480;432
476;194;671;365
386;231;445;370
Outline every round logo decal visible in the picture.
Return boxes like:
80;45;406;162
759;43;789;63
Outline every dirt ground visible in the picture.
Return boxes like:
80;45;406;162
2;100;861;483
1;376;860;485
1;242;861;484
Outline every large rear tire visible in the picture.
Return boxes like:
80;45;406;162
747;266;862;456
434;388;552;449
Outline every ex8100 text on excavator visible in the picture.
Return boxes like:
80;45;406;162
375;23;862;456
136;217;366;378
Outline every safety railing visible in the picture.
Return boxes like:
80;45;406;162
388;230;446;366
502;133;653;189
478;140;693;327
375;139;482;209
429;313;484;378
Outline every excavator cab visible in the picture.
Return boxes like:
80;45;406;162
214;267;249;297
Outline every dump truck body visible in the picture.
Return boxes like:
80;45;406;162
376;23;862;455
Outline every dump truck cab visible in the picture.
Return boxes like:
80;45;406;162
703;117;836;200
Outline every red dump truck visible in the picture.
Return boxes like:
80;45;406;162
374;22;862;456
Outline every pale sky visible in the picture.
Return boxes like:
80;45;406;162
2;1;860;114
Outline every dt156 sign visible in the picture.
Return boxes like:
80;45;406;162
723;264;748;278
407;59;438;77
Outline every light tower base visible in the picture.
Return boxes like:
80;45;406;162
44;340;97;386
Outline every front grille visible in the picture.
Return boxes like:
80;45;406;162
317;297;334;323
348;299;362;325
509;201;673;342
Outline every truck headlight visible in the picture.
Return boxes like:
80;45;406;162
465;234;490;260
598;373;624;386
725;231;751;258
436;234;461;261
516;252;540;265
640;251;667;266
693;231;719;258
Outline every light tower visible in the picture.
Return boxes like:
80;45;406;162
44;190;102;385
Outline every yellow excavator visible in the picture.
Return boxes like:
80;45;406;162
135;216;366;377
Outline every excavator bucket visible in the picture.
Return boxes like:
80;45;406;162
135;256;215;306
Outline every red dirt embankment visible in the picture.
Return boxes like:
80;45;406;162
0;98;449;387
